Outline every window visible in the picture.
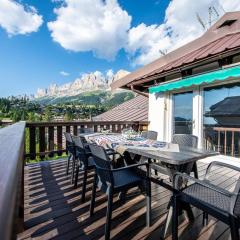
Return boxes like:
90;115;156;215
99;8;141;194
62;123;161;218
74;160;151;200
217;19;237;28
203;82;240;155
173;92;193;134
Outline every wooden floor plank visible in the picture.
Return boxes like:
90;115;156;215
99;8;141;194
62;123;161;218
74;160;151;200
18;158;240;240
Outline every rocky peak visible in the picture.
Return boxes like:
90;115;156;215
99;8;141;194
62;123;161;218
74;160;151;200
35;69;130;98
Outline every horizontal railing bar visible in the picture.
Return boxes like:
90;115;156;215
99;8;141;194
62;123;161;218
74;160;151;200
0;121;26;239
26;120;149;127
213;127;240;132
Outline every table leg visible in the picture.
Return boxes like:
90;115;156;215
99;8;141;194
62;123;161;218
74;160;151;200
161;197;193;238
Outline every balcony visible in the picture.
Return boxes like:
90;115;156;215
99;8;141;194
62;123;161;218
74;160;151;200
1;121;239;240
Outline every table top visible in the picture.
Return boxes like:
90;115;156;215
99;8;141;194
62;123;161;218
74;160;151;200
83;133;218;165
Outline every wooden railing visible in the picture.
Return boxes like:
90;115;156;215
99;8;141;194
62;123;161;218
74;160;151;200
0;122;25;239
205;126;240;157
25;121;149;160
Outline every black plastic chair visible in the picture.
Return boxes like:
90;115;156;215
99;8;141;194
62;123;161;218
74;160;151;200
64;132;75;179
172;161;240;240
172;134;199;179
72;136;95;202
141;130;158;140
88;144;151;240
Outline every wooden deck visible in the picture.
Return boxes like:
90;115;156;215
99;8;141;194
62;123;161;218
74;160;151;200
18;158;239;240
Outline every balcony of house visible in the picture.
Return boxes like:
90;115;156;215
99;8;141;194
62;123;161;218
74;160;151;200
1;121;240;240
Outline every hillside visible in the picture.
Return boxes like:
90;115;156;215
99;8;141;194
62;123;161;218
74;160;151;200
33;90;135;108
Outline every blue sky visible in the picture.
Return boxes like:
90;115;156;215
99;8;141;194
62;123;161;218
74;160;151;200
0;0;239;97
0;0;169;97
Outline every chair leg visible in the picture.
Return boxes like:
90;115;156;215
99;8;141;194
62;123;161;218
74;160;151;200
172;194;179;240
146;165;152;227
90;173;97;217
66;154;72;175
105;188;113;240
193;162;198;179
74;162;80;189
202;212;209;226
230;216;239;240
71;155;76;184
81;169;87;202
153;159;158;176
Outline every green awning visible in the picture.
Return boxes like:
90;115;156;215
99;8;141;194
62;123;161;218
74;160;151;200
149;66;240;94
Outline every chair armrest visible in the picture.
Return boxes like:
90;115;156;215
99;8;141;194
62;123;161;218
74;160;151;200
173;172;232;197
205;161;240;180
106;148;121;157
111;163;148;172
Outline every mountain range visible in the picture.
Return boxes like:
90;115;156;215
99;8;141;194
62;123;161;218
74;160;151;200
35;69;130;98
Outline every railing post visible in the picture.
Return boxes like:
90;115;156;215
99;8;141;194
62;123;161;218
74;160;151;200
224;130;227;155
112;124;116;133
39;126;45;160
48;126;54;158
231;131;235;156
57;126;63;156
73;125;78;135
29;126;36;160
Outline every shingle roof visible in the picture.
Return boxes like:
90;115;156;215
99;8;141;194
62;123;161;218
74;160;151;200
92;95;148;122
111;11;240;90
139;32;240;81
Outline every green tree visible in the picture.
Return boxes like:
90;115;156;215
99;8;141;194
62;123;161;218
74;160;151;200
43;106;53;121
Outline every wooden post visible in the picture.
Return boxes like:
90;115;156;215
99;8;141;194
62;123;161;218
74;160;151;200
57;126;63;156
217;130;220;153
224;130;227;155
39;126;45;160
73;125;78;135
29;126;36;160
48;126;54;158
231;131;235;156
112;124;116;133
66;125;70;133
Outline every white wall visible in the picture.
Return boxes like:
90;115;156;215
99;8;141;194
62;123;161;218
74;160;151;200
148;89;203;147
148;92;166;141
192;87;203;148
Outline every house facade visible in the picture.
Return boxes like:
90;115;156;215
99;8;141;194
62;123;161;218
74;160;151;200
112;12;240;154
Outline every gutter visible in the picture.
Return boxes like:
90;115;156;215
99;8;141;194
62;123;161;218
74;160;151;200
130;86;149;98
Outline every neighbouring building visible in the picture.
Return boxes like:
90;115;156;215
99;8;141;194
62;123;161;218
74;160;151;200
112;12;240;156
93;95;149;131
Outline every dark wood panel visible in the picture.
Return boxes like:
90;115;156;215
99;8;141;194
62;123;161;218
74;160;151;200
29;126;36;160
48;126;54;158
0;122;26;240
39;127;45;160
73;126;78;136
25;121;149;160
57;126;63;156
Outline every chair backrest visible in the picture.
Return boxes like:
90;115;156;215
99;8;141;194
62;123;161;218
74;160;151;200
64;132;73;143
232;177;240;217
72;135;89;166
142;131;158;140
172;134;198;148
72;135;84;149
89;144;113;185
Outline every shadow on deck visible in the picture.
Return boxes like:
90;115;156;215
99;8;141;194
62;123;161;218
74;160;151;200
18;158;238;240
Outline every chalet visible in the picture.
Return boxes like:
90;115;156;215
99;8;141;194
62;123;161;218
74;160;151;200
112;11;240;152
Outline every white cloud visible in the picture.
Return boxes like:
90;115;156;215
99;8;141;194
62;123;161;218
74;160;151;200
126;0;240;66
47;0;240;65
60;71;70;76
48;0;131;60
0;0;43;36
